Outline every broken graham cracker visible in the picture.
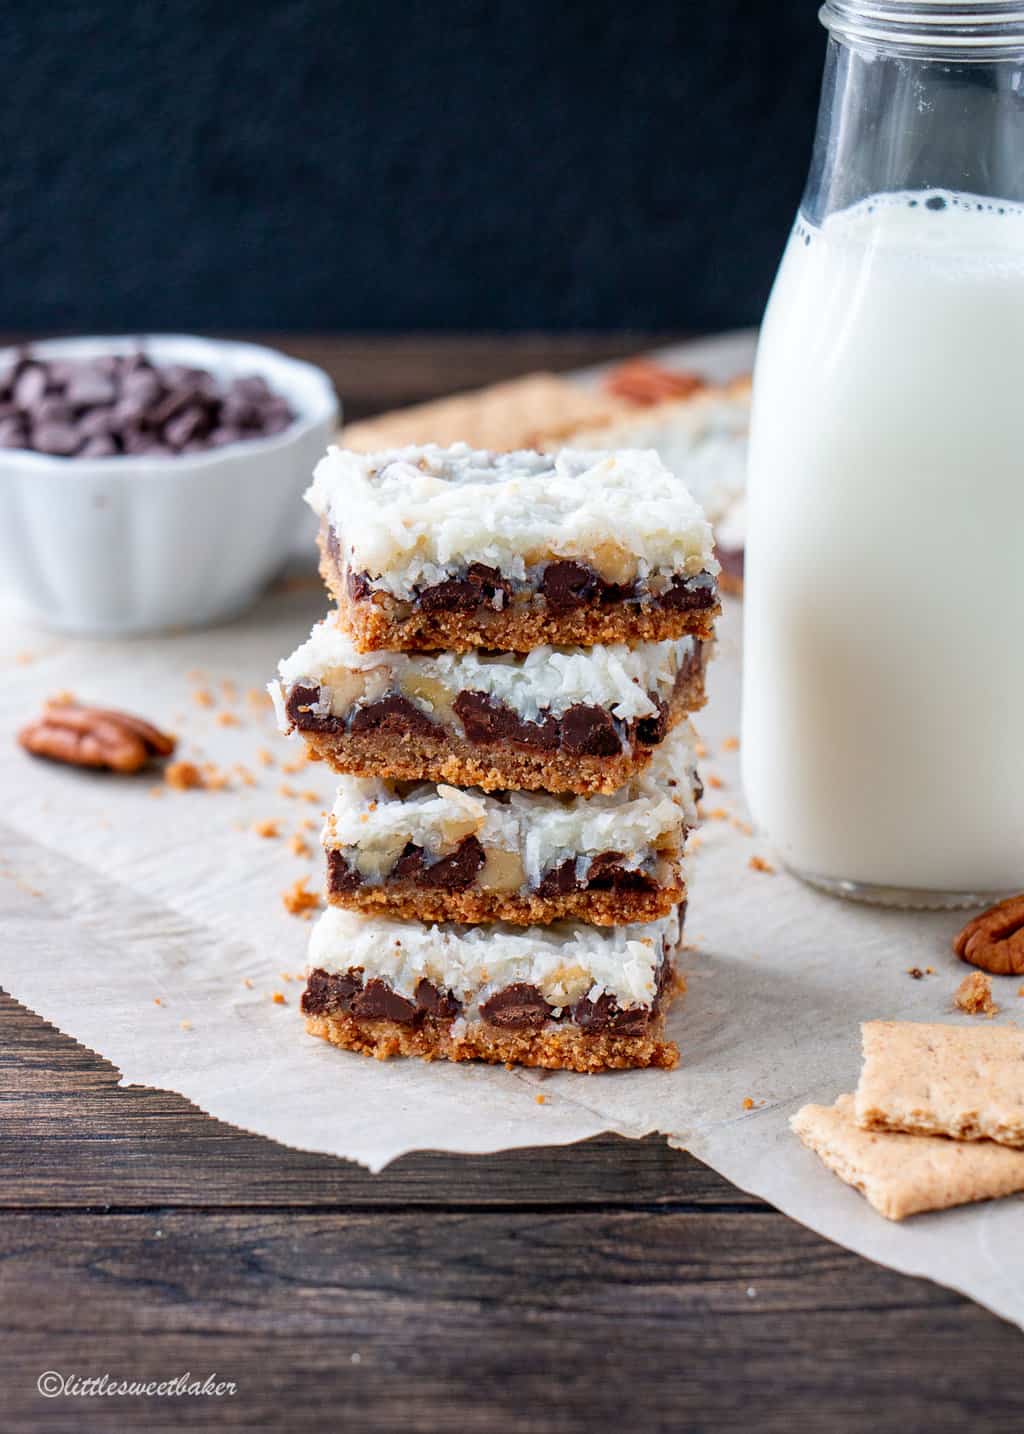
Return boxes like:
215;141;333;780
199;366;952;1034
954;970;1000;1017
339;373;625;453
854;1021;1024;1148
791;1093;1024;1221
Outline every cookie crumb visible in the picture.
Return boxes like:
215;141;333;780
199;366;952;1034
220;679;237;703
165;760;203;790
742;1097;755;1110
748;855;775;874
253;819;280;839
722;735;740;752
954;970;1000;1017
535;1094;547;1105
215;710;239;727
282;875;321;918
247;687;273;712
192;688;215;708
908;967;924;980
731;818;753;835
706;773;724;789
180;1019;193;1032
256;747;275;768
243;977;254;989
271;991;287;1005
278;783;296;798
289;835;311;858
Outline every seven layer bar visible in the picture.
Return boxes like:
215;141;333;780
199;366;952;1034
274;443;719;1071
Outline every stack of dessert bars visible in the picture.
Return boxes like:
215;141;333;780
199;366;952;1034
270;444;719;1072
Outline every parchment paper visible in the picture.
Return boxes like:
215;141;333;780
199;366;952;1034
1;587;1021;1331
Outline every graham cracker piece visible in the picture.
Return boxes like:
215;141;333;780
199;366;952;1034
854;1021;1024;1147
791;1093;1024;1220
340;373;624;453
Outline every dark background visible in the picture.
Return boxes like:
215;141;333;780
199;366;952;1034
1;1;825;333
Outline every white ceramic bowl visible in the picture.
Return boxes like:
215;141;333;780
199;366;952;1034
0;335;338;635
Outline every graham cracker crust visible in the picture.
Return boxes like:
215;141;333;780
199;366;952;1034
327;872;686;927
304;1001;682;1073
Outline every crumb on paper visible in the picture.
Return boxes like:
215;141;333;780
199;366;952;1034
200;762;230;790
256;747;275;768
271;991;287;1005
282;875;322;918
153;997;163;1007
289;835;311;858
706;773;724;789
215;711;239;727
165;760;203;790
535;1094;547;1105
694;740;708;759
742;1097;755;1110
731;818;753;836
149;785;165;798
281;752;311;775
300;789;320;804
748;855;775;874
954;970;1000;1017
721;735;740;752
15;650;34;665
687;834;703;853
220;679;237;703
247;687;273;712
232;764;256;787
253;819;280;839
280;971;293;982
243;977;254;989
1018;984;1024;998
298;817;317;832
706;807;729;821
908;967;924;980
180;1020;192;1032
192;688;215;708
278;783;296;799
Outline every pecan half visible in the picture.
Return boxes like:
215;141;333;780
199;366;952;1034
953;895;1024;976
18;700;176;775
602;358;705;407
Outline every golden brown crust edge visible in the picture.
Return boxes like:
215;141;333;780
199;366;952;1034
326;874;687;927
304;1003;682;1073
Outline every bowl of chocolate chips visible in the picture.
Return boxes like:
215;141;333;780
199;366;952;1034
0;335;337;634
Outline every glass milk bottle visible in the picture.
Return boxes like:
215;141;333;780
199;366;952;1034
742;2;1024;906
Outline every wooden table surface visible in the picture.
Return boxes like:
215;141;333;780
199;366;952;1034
2;336;1021;1433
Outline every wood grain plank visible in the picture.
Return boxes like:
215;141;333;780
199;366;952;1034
0;1211;1019;1434
0;991;750;1210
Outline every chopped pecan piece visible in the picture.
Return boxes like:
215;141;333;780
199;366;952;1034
18;699;176;774
954;895;1024;977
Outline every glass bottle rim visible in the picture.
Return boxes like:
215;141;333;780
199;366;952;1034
821;1;1024;56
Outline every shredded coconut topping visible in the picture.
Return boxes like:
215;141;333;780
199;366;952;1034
307;905;681;1014
306;442;717;594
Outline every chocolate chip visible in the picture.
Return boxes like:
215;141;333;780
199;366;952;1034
65;370;118;407
13;364;47;409
347;570;373;601
560;704;622;756
285;682;342;734
584;853;655;891
572;991;650;1036
79;435;118;458
326;850;363;894
352;978;418;1023
660;573;718;611
391;843;427;880
537;858;579;898
415;978;461;1019
32;422;81;456
164;404;209;449
479;983;553;1030
349;695;438;738
416;835;486;890
417;577;484;613
453;691;519;743
635;696;668;747
541;560;599;613
301;967;362;1016
0;417;27;448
